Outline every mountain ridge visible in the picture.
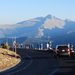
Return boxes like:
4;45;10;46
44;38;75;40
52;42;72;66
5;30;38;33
0;14;75;41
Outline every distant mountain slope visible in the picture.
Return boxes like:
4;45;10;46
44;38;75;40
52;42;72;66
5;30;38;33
50;31;75;47
0;36;48;47
54;32;75;43
22;37;48;44
0;14;75;42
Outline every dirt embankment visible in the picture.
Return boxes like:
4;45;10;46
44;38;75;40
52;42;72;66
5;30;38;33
0;48;21;71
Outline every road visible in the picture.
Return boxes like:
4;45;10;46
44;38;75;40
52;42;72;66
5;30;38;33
0;48;75;75
53;52;75;75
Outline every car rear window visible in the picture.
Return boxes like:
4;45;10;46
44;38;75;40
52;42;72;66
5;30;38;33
57;46;68;49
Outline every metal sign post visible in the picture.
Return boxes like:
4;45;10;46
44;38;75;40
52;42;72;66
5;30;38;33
15;37;17;61
12;37;14;52
13;37;17;62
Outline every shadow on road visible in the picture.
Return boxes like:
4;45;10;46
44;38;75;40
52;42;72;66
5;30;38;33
53;53;75;75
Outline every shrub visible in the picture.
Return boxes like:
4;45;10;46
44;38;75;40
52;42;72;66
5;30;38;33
3;42;9;50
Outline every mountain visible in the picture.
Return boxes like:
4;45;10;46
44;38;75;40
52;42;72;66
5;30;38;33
0;14;75;43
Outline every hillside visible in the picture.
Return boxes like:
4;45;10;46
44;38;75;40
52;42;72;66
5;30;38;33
0;48;20;71
0;14;75;41
0;14;75;48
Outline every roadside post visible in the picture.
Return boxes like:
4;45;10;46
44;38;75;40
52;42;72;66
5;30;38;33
13;37;17;62
12;37;14;52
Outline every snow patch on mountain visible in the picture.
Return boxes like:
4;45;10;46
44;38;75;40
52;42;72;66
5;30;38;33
21;19;41;27
66;31;75;34
0;22;35;29
0;19;41;29
0;24;18;29
35;28;44;38
21;33;27;36
28;19;41;21
0;31;3;33
21;21;36;27
42;18;65;29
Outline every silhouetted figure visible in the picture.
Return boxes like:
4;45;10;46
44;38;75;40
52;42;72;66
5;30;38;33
20;43;22;48
41;43;43;50
37;43;40;49
49;41;52;49
46;43;49;50
31;44;34;49
25;44;26;48
68;43;70;48
27;44;30;49
70;43;73;52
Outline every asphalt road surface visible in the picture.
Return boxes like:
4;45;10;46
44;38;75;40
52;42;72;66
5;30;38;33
0;48;75;75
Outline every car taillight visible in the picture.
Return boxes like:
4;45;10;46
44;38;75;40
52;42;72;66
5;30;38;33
57;49;60;51
66;48;70;51
57;53;58;54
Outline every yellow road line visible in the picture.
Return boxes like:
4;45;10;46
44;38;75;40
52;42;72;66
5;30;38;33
30;51;34;52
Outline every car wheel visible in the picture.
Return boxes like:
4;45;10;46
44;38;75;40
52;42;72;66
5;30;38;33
53;53;56;58
54;55;55;58
56;55;58;58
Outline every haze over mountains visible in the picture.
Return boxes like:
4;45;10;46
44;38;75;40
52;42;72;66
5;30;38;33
0;14;75;46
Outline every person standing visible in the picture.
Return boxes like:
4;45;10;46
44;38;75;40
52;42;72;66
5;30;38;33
37;43;40;50
28;44;30;49
25;44;27;49
46;43;49;50
20;43;22;48
41;43;43;50
31;44;34;49
68;43;70;48
70;43;73;52
49;41;52;49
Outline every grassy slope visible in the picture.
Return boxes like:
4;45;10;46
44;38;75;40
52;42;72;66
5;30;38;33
0;48;21;70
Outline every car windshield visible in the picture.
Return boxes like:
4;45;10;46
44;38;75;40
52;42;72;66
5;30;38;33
57;46;68;49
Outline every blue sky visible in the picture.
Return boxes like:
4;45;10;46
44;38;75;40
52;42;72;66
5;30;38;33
0;0;75;25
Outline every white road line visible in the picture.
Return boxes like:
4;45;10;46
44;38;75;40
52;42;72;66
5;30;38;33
5;54;33;75
44;55;59;75
5;51;59;75
0;57;25;74
0;56;25;73
5;56;25;72
31;50;60;75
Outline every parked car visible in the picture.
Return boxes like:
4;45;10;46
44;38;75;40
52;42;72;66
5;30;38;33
54;45;70;58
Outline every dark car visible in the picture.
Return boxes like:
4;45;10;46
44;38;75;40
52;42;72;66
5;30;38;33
54;45;70;58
